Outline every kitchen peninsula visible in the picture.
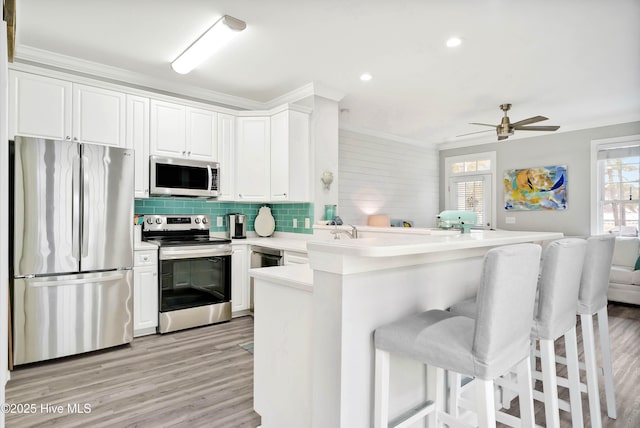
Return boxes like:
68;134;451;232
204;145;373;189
251;229;563;428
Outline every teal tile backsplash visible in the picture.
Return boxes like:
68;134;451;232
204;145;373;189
135;198;314;234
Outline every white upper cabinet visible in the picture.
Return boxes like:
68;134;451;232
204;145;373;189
9;70;72;141
150;99;186;157
126;95;150;198
217;113;235;200
235;117;271;201
270;109;310;201
186;107;218;160
73;83;126;146
150;99;218;162
9;71;127;147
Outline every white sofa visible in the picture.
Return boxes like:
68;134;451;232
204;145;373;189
608;236;640;305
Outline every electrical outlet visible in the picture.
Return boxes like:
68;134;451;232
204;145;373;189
305;218;310;229
216;216;223;227
505;216;516;224
292;218;298;228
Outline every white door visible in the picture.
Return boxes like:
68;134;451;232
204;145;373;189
73;84;126;146
127;95;150;198
217;113;235;200
450;174;493;228
235;117;270;201
9;70;72;140
186;107;217;161
150;99;186;157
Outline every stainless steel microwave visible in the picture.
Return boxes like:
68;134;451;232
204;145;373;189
150;156;220;198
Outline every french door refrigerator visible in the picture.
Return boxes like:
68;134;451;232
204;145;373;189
11;136;135;365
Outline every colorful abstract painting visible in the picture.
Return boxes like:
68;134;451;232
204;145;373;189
504;165;567;211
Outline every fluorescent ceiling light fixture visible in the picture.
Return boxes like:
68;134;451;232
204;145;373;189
360;72;373;82
446;37;462;48
171;15;246;74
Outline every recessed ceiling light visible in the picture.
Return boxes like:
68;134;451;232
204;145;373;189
446;37;462;48
360;73;373;82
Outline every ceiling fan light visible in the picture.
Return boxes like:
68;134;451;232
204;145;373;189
171;15;246;74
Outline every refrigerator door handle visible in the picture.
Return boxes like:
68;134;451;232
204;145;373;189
82;156;89;258
72;155;81;260
26;272;125;287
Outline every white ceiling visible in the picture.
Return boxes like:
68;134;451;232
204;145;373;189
14;0;640;146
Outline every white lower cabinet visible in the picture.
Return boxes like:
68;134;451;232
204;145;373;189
284;250;309;265
133;248;158;336
232;244;250;315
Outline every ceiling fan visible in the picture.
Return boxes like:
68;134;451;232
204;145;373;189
458;103;560;140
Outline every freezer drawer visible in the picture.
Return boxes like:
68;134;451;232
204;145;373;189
12;270;133;365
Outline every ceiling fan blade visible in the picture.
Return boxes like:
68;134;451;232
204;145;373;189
510;115;548;127
456;129;494;137
514;125;560;132
497;135;509;141
469;122;497;127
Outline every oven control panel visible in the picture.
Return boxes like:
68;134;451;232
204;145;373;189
143;215;210;232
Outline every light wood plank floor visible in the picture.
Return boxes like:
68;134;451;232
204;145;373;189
504;302;640;427
5;303;640;427
6;315;260;428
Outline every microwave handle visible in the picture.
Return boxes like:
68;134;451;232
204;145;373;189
207;165;212;190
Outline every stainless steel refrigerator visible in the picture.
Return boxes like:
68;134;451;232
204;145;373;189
11;136;134;365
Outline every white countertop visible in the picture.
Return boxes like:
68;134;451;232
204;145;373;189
307;229;563;258
134;241;158;251
249;264;313;292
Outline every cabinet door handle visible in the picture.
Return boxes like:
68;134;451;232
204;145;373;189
73;137;78;141
182;151;186;156
187;151;191;156
238;193;243;198
65;136;71;140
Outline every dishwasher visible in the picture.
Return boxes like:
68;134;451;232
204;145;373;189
250;246;284;313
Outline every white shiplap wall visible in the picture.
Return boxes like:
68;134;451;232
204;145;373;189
338;130;439;227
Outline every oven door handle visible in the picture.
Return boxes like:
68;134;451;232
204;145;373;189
159;245;232;260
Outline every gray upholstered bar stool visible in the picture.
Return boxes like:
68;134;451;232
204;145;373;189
451;238;588;428
373;243;542;428
576;235;616;427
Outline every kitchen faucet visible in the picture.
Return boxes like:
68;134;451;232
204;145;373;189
331;224;358;239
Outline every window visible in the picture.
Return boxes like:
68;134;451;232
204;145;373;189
444;152;496;229
592;136;640;235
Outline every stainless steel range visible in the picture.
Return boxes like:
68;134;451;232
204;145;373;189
142;214;232;333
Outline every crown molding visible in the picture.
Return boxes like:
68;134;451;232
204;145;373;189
14;44;343;115
264;81;344;109
14;44;264;110
311;82;345;102
339;126;435;148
